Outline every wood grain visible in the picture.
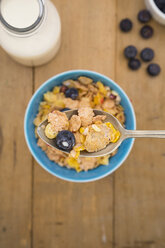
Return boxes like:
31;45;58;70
115;0;165;247
1;0;165;247
0;50;33;247
33;0;116;247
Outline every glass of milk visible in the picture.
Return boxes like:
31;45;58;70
0;0;61;66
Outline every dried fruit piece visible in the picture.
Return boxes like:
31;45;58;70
53;86;60;94
93;92;103;105
96;81;107;96
44;91;57;102
110;94;116;100
60;85;68;93
67;157;81;172
74;144;85;152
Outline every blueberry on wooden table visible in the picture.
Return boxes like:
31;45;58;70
140;48;154;62
138;9;151;23
120;18;133;32
124;45;137;59
140;25;154;39
128;58;141;70
65;87;78;100
55;130;76;151
147;63;161;76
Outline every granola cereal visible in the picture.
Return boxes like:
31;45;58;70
33;77;125;172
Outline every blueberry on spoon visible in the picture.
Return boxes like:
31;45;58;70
55;130;76;152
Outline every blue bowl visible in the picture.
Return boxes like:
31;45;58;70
24;70;136;182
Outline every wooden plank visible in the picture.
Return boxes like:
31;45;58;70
33;0;117;247
0;50;33;247
115;0;165;247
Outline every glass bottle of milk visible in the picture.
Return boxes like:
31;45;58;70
0;0;61;66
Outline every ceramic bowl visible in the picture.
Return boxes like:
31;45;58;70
24;70;136;182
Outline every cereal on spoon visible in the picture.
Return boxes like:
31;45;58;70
45;107;120;151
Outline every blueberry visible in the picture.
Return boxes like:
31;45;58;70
140;25;153;39
120;18;133;32
140;48;154;62
128;58;141;70
138;9;151;23
124;45;137;59
60;85;68;93
55;130;75;152
147;63;161;76
60;108;71;112
65;87;79;100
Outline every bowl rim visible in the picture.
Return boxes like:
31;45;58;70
24;69;136;182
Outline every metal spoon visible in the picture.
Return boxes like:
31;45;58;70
37;109;165;158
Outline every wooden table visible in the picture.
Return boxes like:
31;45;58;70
0;0;165;247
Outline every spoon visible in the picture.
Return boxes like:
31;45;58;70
37;109;165;158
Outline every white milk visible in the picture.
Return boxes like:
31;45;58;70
1;0;40;28
0;0;61;66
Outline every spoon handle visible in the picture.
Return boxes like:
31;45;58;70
125;130;165;139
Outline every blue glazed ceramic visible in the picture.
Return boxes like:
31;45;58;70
24;70;136;182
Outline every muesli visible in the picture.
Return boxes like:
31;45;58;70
34;77;125;172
